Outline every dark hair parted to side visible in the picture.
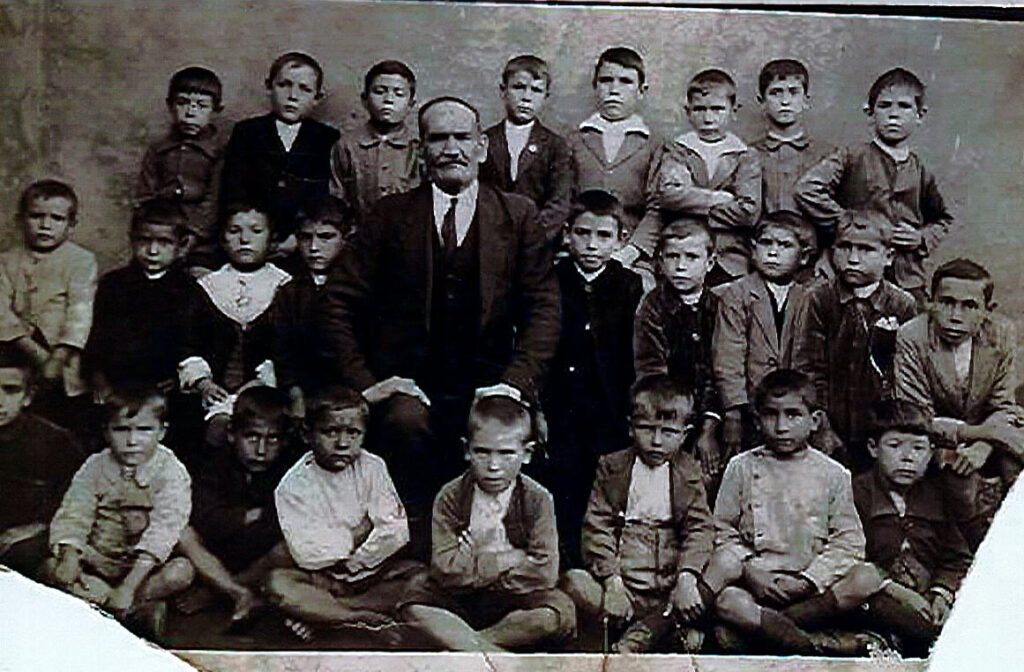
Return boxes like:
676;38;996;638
868;67;925;112
931;257;995;304
502;54;551;88
868;399;932;442
656;215;715;257
130;199;189;240
0;342;37;388
17;179;79;223
467;394;534;443
417;96;481;137
296;196;352;236
103;386;169;425
757;59;810;96
631;374;695;422
266;51;325;93
753;368;818;413
593;46;645;87
687;68;738;104
835;208;893;247
569;189;627;234
231;385;290;432
754;211;816;254
167;66;224;109
307;385;370;428
363;60;417;97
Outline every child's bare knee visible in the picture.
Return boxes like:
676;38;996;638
704;550;744;592
264;568;303;605
715;586;755;623
837;562;883;602
559;570;602;613
163;557;196;590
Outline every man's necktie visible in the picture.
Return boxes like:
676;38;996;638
441;197;458;257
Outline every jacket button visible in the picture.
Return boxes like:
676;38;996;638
768;357;778;367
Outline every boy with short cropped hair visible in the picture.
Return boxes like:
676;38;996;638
176;386;293;626
569;47;659;250
85;199;191;397
268;386;417;641
329;60;420;225
562;376;714;653
480;55;571;242
276;198;351;412
0;180;97;407
854;400;972;657
0;345;83;578
46;389;194;635
221;51;340;251
794;209;917;472
895;258;1022;549
542;189;644;566
713;212;815;455
704;370;882;656
796;67;954;299
400;395;576;651
136;66;225;271
751;59;835;221
639;69;761;285
634;218;722;484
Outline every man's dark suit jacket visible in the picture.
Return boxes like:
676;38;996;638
220;113;340;239
321;182;560;402
479;121;572;240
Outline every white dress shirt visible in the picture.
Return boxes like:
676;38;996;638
625;459;672;523
431;180;479;247
276;119;301;152
504;120;534;181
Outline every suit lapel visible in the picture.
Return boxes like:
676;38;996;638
749;277;780;354
968;328;1000;412
927;322;964;414
487;125;512;188
603;451;636;514
708;152;738;189
580;129;607;166
514;123;546;181
607;132;646;170
405;186;435;332
477;184;507;327
258;114;286;153
779;282;808;360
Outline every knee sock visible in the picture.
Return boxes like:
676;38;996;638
783;589;839;629
758;607;816;655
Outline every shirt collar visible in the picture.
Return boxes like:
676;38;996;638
574;262;607;283
674;130;748;156
99;444;169;487
763;130;809;150
505;119;535;136
356;121;414;149
473;481;515;512
431;179;479;209
152;124;221;158
872;137;911;163
838;278;883;305
579;112;649;138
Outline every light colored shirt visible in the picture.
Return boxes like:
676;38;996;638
953;338;972;387
49;445;191;564
469;483;515;553
852;281;881;300
872;137;910;163
431;180;479;247
625;460;672;523
275;119;301;152
714;446;865;591
765;280;792;308
504;120;534;181
579;113;650;163
275;450;408;580
574;262;606;284
672;131;748;181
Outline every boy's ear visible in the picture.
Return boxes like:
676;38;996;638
883;246;896;267
866;438;879;460
862;103;874;117
462;437;471;462
809;408;825;433
522;441;535;465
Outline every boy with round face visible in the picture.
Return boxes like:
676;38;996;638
47;390;194;636
561;376;714;653
752;59;836;219
221;52;339;249
400;395;575;652
853;400;971;656
703;370;882;656
0;180;97;406
795;210;916;472
137;67;225;272
715;213;816;458
479;55;572;241
795;67;952;298
330;60;421;224
268;386;416;642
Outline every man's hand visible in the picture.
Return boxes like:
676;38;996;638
196;377;230;406
813;252;835;281
668;572;705;623
710;190;735;207
950;441;993;476
611;243;641;268
601;576;633;622
474;383;522;403
696;422;722;485
929;591;953;626
457;529;475;555
722;409;744;461
891;221;923;250
362;376;431;406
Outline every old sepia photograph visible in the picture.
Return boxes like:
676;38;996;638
1;1;1022;670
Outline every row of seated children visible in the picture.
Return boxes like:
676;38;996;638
136;47;951;300
0;334;973;659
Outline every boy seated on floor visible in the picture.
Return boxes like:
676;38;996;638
45;388;194;637
854;400;972;657
561;375;714;653
399;394;576;651
266;386;418;642
175;386;294;627
703;369;885;656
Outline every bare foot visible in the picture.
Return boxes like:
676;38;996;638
285;617;315;642
230;589;263;623
174;585;215;615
